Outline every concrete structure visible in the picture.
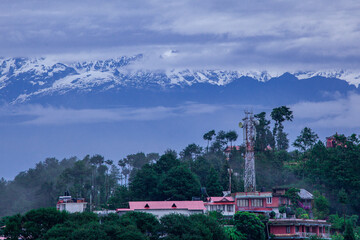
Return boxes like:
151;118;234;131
234;192;284;217
56;195;87;213
234;188;315;218
268;219;331;239
116;201;206;219
298;189;313;210
93;210;117;216
204;197;235;217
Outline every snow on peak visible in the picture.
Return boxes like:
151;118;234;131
1;55;360;103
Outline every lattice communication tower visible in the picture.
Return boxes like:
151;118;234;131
239;111;258;192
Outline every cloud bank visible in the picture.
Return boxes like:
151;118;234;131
0;103;224;125
1;92;360;129
292;93;360;128
0;0;359;70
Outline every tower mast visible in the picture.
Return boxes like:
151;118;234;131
240;111;257;192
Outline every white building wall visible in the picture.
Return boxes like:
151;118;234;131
58;203;87;213
205;204;235;217
133;209;204;219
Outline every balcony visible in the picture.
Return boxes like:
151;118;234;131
273;232;331;239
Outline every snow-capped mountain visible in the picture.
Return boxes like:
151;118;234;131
0;55;359;104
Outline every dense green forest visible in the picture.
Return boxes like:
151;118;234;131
0;207;273;240
1;106;360;224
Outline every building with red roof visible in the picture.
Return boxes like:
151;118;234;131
204;196;235;217
56;195;87;213
268;218;331;240
116;201;206;219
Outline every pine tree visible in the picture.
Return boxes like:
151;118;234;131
206;167;223;196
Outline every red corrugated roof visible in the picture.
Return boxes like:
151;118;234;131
117;201;206;212
224;146;240;152
207;197;234;202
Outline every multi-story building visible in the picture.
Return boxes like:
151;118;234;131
268;219;331;240
56;195;87;213
116;201;206;219
234;191;283;217
234;188;313;218
204;196;235;217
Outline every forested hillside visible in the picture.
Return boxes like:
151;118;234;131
1;106;359;220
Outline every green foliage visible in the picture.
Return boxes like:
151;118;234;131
309;235;326;240
155;153;181;174
339;188;348;205
343;220;356;240
284;188;300;206
329;214;345;232
3;111;360;222
129;164;159;200
3;208;68;240
180;143;203;161
205;167;223;196
67;211;98;225
3;214;22;240
293;127;319;152
225;226;246;240
271;106;293;150
159;165;201;200
295;208;309;219
254;112;275;152
70;221;108;240
279;205;286;214
303;134;360;215
234;211;265;240
160;213;227;240
129;153;201;202
22;208;68;239
226;130;238;147
313;191;330;219
107;185;130;209
332;233;345;240
203;130;216;153
208;210;223;222
120;211;160;239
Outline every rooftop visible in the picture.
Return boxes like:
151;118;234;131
269;218;331;226
235;192;272;198
117;201;206;212
207;196;234;202
298;189;313;200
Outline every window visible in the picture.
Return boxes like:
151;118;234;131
237;199;249;207
286;226;291;233
251;199;263;207
306;227;310;233
266;197;272;204
227;205;233;212
295;226;299;233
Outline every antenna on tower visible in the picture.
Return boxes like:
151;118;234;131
239;111;258;192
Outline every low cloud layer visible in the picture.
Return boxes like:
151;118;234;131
0;0;359;70
2;93;360;129
0;103;225;125
292;93;360;128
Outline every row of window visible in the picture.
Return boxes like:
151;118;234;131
236;198;272;207
209;205;234;212
290;226;322;233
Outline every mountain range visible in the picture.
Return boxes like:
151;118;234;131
1;55;359;107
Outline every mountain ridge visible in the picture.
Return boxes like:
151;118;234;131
0;55;359;105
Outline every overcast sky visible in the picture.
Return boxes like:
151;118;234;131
0;0;359;70
1;0;360;179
